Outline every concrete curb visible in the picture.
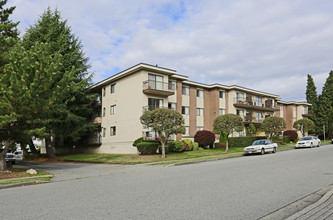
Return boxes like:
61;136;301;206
259;185;333;220
0;180;50;190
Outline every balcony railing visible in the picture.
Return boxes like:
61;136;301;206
142;80;175;96
233;98;277;112
142;105;167;113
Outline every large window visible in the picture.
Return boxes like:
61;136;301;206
219;108;225;115
197;89;203;98
182;106;189;115
196;108;204;116
197;126;203;131
110;84;116;93
255;96;262;106
148;74;163;90
237;109;244;118
182;86;189;95
148;98;163;111
110;105;116;115
236;92;244;102
185;126;189;135
110;126;116;136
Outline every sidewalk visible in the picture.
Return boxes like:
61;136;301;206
260;185;333;220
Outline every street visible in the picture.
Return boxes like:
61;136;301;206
1;144;333;220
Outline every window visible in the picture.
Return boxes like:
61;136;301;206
236;92;244;102
255;96;262;106
255;112;262;121
110;126;116;136
185;126;189;135
103;107;106;117
110;84;116;93
196;108;204;116
110;105;116;115
219;108;225;115
103;87;106;97
103;128;106;137
168;80;175;90
168;102;176;110
197;126;203;131
219;91;224;99
148;98;163;110
197;89;203;98
293;105;297;118
303;106;308;114
182;86;189;95
182;106;189;115
148;74;163;90
237;109;244;118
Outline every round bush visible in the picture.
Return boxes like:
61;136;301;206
173;141;185;152
194;130;216;148
283;130;298;142
182;139;194;151
132;137;144;147
136;142;160;155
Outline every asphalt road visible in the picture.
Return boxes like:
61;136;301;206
1;144;333;220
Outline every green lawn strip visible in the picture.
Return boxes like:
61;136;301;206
0;176;52;185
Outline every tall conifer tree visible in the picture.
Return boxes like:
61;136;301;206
22;8;96;157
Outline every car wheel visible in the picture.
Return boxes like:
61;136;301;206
272;147;276;153
318;142;320;147
310;143;313;148
260;148;265;155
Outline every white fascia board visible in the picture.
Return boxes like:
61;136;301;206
278;100;312;106
90;63;177;90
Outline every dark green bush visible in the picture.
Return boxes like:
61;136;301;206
173;141;185;152
136;142;160;155
193;142;199;151
133;137;144;147
228;136;267;148
272;136;291;144
167;141;176;152
158;145;169;154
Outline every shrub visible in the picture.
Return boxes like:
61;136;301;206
272;136;291;145
182;139;194;151
173;141;185;152
136;142;160;155
228;136;267;148
194;130;216;148
214;143;226;149
283;130;298;142
193;142;199;151
158;145;169;154
133;137;144;147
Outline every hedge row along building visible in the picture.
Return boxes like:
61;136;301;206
88;63;310;154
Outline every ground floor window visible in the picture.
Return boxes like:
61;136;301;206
110;126;116;136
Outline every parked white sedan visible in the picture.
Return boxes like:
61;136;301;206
295;136;320;148
243;139;278;155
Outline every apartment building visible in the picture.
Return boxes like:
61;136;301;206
88;63;310;154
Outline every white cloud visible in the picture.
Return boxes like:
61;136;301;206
7;0;333;101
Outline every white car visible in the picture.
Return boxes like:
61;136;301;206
243;139;278;155
296;136;320;148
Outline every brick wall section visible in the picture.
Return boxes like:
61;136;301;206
189;86;197;136
225;90;229;114
285;105;293;130
204;89;219;131
176;80;183;140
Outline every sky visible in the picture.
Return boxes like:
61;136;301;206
7;0;333;101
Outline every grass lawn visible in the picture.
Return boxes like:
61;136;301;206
0;168;52;185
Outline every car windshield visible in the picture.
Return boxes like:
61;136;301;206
300;137;312;141
253;140;265;145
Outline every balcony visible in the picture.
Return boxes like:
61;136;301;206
233;98;278;112
142;105;167;113
92;117;102;124
242;115;263;124
142;80;175;97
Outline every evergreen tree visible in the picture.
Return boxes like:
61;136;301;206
0;0;19;70
22;8;96;156
317;71;333;138
305;74;318;115
0;42;75;170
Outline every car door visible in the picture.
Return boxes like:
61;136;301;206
264;140;273;152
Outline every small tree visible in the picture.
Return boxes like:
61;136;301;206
261;116;286;140
140;108;185;158
293;118;315;136
213;114;244;152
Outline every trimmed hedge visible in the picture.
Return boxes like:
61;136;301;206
136;142;160;155
228;136;267;148
132;137;144;147
272;136;291;144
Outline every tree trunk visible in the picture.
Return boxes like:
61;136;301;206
29;138;40;158
45;137;56;159
161;141;166;158
225;136;229;152
0;140;15;172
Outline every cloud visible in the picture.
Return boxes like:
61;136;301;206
7;0;333;101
